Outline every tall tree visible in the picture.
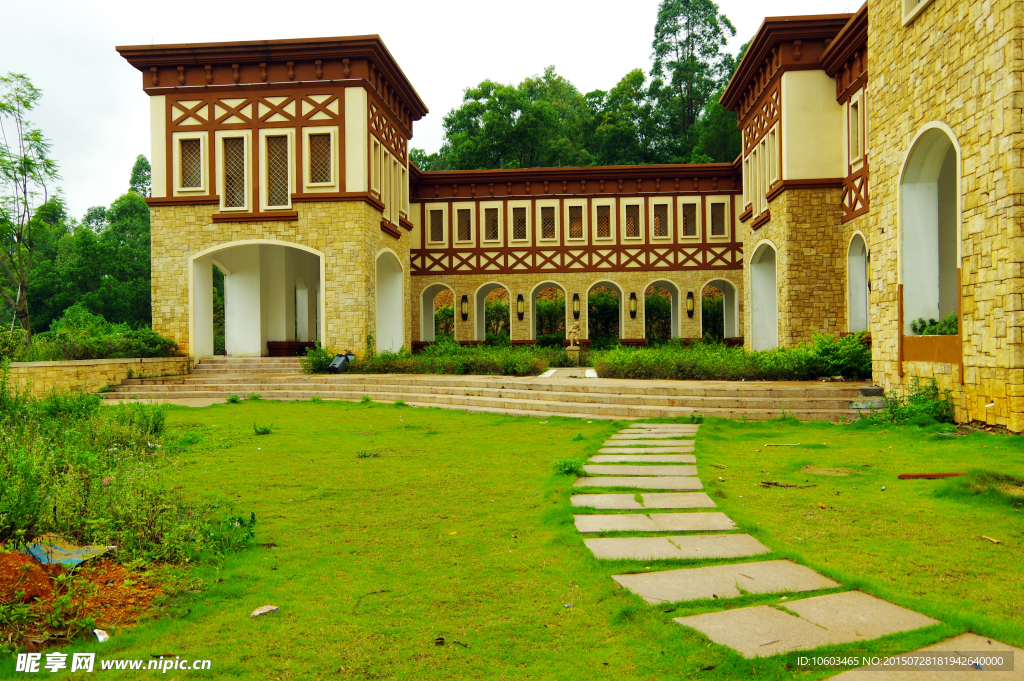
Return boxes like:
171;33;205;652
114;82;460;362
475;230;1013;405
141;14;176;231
0;73;59;336
129;154;151;197
651;0;736;135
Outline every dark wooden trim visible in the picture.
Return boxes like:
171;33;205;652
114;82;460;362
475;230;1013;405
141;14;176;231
738;205;753;223
837;71;869;105
147;196;220;207
903;335;961;365
898;283;904;377
618;338;648;347
399;216;413;231
510;340;536;346
212;210;298;222
766;181;785;203
380;221;401;238
751;211;771;230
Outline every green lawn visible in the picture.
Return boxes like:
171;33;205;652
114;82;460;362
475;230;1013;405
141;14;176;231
5;402;1022;680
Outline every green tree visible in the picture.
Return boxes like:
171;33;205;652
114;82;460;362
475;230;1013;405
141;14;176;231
129;154;151;197
0;73;60;336
591;70;670;165
651;0;737;135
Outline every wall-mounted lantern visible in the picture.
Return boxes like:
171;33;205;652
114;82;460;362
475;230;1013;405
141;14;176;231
516;294;525;320
572;293;581;320
460;295;469;321
629;292;638;318
686;291;695;318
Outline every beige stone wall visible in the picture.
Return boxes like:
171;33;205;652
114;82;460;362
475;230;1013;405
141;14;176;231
868;0;1024;429
8;357;190;396
151;200;409;359
411;270;743;343
742;187;846;349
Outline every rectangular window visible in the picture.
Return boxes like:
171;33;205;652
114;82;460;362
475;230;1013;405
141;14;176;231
596;205;611;238
682;203;697;237
457;208;472;241
222;137;246;208
180;139;202;189
265;135;289;208
541;206;555;239
743;156;749;205
761;140;769;200
768;128;777;183
850;100;861;160
429;209;444;243
308;133;332;184
710;203;726;237
568;205;583;239
484;208;499;241
653;204;668;237
625;205;640;237
371;139;381;195
512;207;527;240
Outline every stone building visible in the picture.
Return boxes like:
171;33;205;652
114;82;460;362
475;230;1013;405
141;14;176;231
117;0;1024;428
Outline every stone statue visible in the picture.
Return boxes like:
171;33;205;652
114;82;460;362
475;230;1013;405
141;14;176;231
567;322;581;348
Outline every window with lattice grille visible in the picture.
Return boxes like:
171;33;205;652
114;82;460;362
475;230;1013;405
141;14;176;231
653;204;668;237
457;209;472;241
266;136;289;207
541;206;555;239
180;139;202;189
625;204;640;237
513;207;527;240
596;205;610;238
568;206;583;239
484;208;499;241
682;203;697;237
308;133;332;184
429;209;444;243
711;203;726;236
222;137;246;208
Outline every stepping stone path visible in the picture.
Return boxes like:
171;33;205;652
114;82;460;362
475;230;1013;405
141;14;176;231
568;421;1017;665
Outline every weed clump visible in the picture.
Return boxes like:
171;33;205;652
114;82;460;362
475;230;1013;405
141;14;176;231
253;423;273;435
552;457;585;476
226;394;241;404
871;377;955;425
356;450;380;459
247;393;262;401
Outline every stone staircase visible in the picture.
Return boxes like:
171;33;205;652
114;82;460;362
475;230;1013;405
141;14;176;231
104;357;885;422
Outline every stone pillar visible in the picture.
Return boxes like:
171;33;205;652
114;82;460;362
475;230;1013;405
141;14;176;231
222;244;262;357
260;245;288;353
192;256;214;358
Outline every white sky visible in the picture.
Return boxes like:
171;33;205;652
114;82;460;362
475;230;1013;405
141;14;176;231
0;0;856;219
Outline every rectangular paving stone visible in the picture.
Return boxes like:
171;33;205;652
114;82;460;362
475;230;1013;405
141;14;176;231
785;591;938;642
675;591;938;658
598;447;694;454
613;559;839;604
603;439;696;447
574;514;659;533
629;423;700;430
611;433;697;440
583;465;698;477
586;533;769;560
828;633;1024;680
574;476;703;490
574;512;733;534
649;512;736;531
590;454;696;463
570;494;643;510
642;493;716;508
619;429;699;435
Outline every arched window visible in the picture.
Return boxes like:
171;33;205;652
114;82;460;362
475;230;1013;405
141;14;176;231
848;235;869;333
750;243;778;350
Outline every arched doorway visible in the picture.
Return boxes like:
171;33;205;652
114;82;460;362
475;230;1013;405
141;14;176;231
474;282;510;342
420;283;454;342
750;243;778;350
190;242;323;358
530;281;566;345
848;234;869;333
587;280;623;349
375;251;404;353
901;126;959;334
644;280;680;341
702;279;739;340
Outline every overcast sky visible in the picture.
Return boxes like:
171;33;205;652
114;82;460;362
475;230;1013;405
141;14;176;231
1;0;856;219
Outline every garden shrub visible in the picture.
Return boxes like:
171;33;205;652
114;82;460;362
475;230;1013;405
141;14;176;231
911;312;958;336
552;457;585;476
0;360;255;564
302;342;336;374
14;305;179;361
871;377;955;425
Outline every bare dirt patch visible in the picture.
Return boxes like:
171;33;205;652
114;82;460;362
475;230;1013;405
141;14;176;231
803;465;853;477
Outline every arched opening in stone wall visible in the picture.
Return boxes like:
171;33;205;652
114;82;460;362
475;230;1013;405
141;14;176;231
420;284;454;342
375;251;405;353
587;280;623;350
474;283;511;342
191;242;322;358
848;234;869;333
901;126;959;334
644;280;680;342
702;279;739;341
750;243;779;350
530;282;566;346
